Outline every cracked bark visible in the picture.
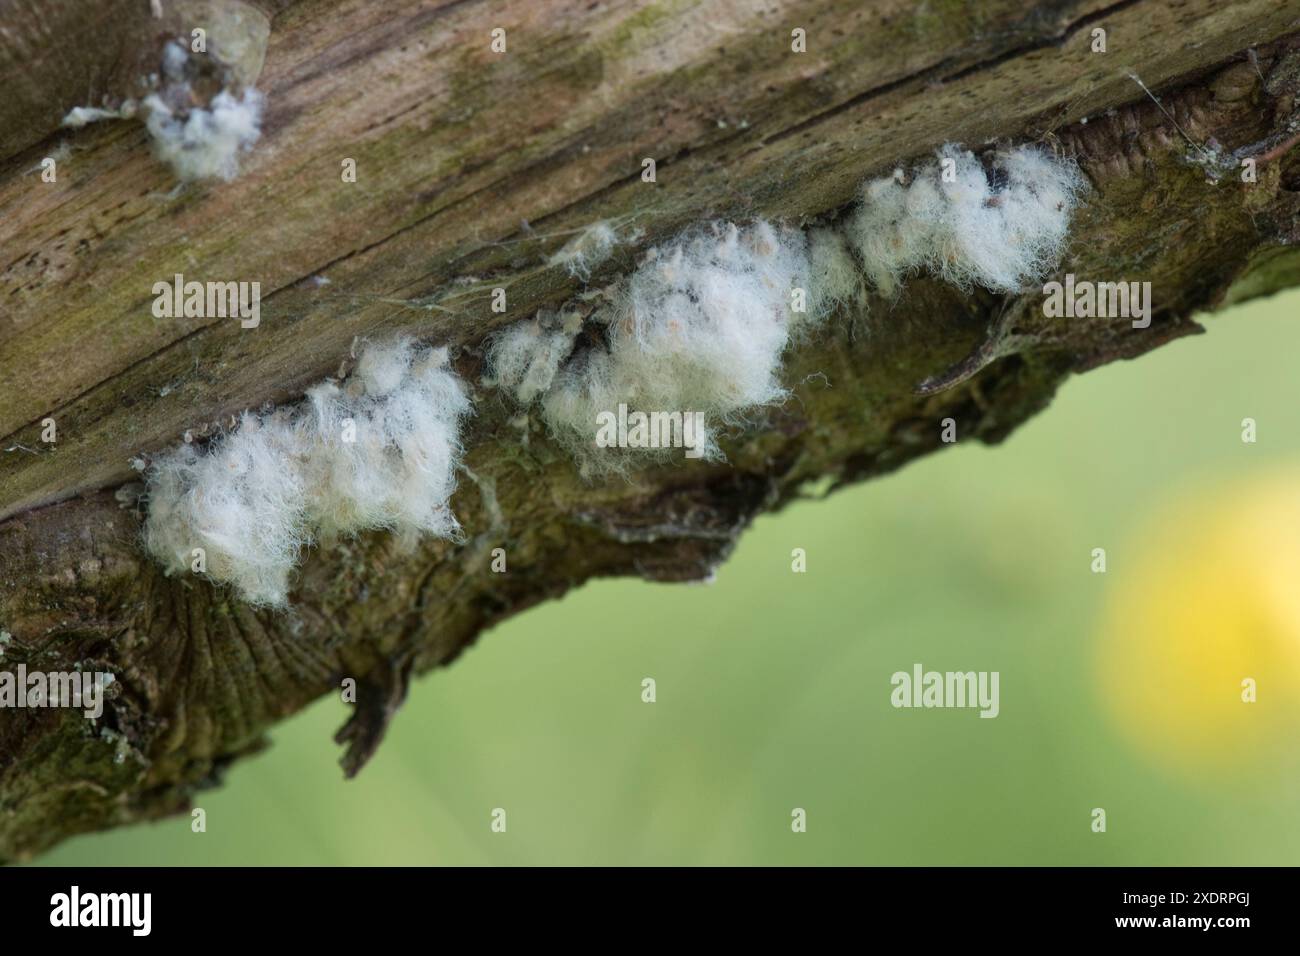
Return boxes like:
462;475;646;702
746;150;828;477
2;0;1300;861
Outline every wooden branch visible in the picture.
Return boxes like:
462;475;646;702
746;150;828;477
2;0;1300;860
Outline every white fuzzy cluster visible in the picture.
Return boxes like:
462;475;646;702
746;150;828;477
847;143;1086;295
485;143;1084;469
143;87;264;182
802;225;865;325
488;221;820;465
144;339;470;606
485;310;585;404
60;40;263;182
545;221;811;462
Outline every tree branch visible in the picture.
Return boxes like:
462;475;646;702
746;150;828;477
2;0;1299;860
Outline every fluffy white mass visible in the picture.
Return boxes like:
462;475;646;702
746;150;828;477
846;143;1086;295
143;87;264;182
144;338;470;606
60;41;263;181
802;225;864;327
485;310;584;404
486;142;1084;470
540;220;812;464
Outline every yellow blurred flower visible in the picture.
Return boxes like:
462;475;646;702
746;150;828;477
1096;469;1300;773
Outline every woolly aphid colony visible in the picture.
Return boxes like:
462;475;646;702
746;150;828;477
491;143;1085;462
145;341;470;606
505;220;819;464
143;143;1086;605
63;40;263;182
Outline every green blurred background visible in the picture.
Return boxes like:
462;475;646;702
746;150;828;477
40;289;1300;866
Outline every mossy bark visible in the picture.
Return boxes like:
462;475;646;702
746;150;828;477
2;0;1300;860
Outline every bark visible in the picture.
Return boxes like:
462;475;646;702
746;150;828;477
2;0;1300;861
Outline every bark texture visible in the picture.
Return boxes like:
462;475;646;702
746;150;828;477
2;0;1300;860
